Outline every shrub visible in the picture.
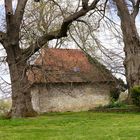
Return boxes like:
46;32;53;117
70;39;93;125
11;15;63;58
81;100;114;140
131;86;140;106
0;99;11;115
105;99;125;108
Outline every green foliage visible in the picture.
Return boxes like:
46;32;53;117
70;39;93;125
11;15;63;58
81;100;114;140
0;112;140;140
131;86;140;106
104;100;125;108
0;100;11;115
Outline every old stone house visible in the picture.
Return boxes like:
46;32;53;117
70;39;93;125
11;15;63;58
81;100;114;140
27;48;116;113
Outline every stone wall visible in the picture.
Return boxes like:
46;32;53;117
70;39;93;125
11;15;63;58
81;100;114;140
31;83;111;113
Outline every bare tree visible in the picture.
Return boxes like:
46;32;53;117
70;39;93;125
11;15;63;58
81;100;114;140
0;0;100;118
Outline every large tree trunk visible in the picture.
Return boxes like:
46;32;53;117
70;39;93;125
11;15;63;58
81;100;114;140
123;21;140;102
114;0;140;102
6;45;37;118
121;16;140;90
3;2;37;117
123;28;140;89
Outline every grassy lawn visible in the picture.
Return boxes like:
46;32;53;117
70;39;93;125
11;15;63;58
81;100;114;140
0;112;140;140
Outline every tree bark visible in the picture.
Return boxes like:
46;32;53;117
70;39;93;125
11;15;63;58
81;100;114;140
5;44;37;118
123;24;140;102
113;0;140;101
123;22;140;89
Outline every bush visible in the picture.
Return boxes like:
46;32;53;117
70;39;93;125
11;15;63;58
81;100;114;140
0;99;11;115
105;99;125;108
131;86;140;106
95;99;126;109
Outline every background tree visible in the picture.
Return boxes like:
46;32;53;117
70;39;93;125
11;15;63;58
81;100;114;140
112;0;140;99
68;15;125;78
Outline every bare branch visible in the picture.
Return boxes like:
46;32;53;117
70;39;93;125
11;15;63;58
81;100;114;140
14;0;28;31
82;0;89;9
129;0;135;7
131;0;140;19
23;0;100;57
49;0;65;18
34;0;40;2
4;0;14;33
113;0;131;21
5;0;13;15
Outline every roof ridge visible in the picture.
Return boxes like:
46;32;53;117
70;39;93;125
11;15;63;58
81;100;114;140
43;47;82;52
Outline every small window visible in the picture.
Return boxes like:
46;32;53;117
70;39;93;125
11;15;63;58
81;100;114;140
73;67;80;72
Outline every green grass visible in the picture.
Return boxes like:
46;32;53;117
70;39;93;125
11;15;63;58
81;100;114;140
0;112;140;140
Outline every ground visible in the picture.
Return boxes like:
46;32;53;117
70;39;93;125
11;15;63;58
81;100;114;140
0;112;140;140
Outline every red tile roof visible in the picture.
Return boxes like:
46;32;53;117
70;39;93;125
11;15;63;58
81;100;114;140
27;48;114;84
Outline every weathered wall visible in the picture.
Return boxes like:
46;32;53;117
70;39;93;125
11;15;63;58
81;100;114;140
31;83;111;113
